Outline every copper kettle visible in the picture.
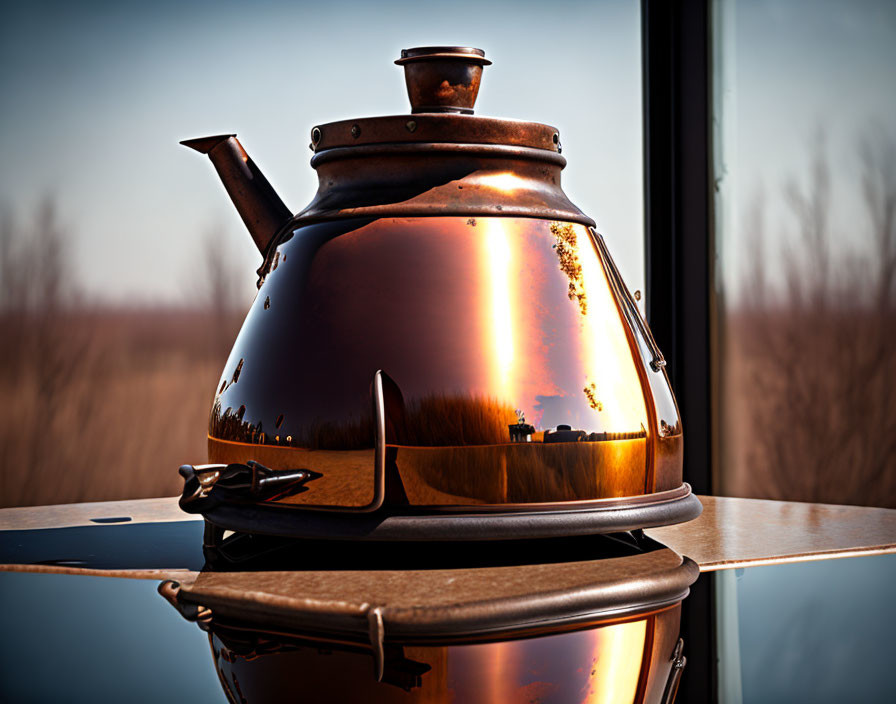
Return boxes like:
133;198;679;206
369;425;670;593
178;47;700;540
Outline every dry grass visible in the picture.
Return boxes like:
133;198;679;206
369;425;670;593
0;308;241;508
0;199;248;508
718;134;896;508
721;309;896;508
3;134;894;511
395;439;647;504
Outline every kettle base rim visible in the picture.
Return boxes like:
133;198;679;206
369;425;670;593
200;484;702;542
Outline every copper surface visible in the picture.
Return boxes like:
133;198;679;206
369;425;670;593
395;47;492;64
395;46;490;115
639;606;681;704
645;495;896;570
180;45;681;523
296;144;591;228
165;539;692;703
205;607;680;704
309;114;560;153
207;217;681;510
180;134;292;254
174;547;696;642
197;488;701;541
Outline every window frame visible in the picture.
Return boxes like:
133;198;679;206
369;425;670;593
641;1;716;701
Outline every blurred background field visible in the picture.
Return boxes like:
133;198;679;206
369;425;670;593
0;201;246;507
0;306;240;507
2;134;894;510
717;138;896;509
1;0;894;510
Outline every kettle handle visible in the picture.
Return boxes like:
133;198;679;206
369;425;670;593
591;228;667;372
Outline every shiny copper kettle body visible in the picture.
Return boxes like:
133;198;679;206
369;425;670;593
179;47;700;537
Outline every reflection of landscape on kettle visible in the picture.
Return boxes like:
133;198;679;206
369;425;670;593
199;214;683;508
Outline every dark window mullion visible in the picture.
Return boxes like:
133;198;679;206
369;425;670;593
642;1;715;703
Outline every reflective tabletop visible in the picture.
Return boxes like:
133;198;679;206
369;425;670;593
2;500;895;703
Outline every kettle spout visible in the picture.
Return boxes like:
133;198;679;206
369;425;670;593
181;134;292;254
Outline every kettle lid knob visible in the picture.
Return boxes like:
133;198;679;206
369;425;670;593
395;46;491;115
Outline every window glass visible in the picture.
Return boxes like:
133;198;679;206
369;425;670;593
712;0;896;508
0;0;644;506
716;554;896;703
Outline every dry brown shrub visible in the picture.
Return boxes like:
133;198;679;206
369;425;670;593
721;133;896;507
0;202;245;507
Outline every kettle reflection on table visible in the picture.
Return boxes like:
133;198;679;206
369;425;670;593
160;530;695;704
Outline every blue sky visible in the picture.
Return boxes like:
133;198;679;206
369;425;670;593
715;0;896;298
0;0;644;305
1;0;894;305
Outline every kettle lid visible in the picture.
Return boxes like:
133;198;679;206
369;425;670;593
308;46;562;155
395;46;491;115
296;46;593;229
